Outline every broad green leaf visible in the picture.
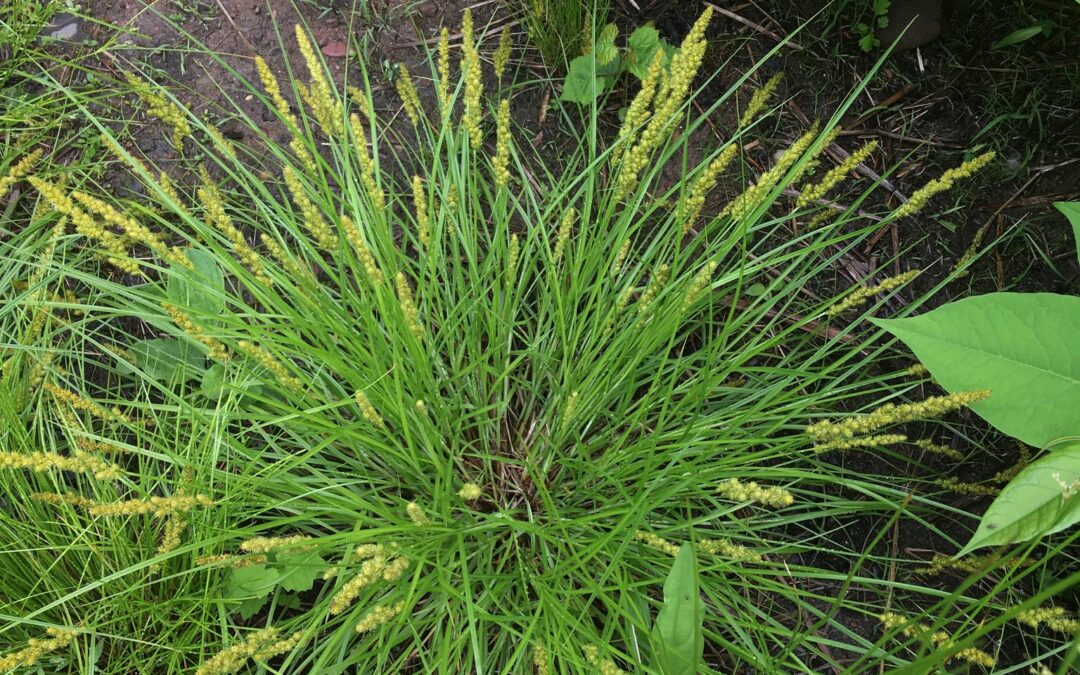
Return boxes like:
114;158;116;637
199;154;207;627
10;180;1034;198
234;596;267;620
651;544;704;675
1053;201;1080;263
626;25;659;78
200;363;263;399
560;55;619;104
595;23;619;66
959;441;1080;554
225;563;279;600
872;293;1080;448
276;551;327;593
129;338;204;382
560;56;601;103
167;248;225;317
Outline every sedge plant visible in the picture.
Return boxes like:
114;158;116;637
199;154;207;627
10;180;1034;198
3;6;1079;674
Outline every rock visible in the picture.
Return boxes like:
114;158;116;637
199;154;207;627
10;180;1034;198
321;40;349;58
44;12;89;43
877;0;943;51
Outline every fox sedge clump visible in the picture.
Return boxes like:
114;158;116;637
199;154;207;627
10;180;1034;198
0;8;1062;674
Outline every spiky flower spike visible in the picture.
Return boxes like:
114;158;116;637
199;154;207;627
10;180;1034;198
437;27;452;116
0;450;121;480
583;645;627;675
0;627;77;672
328;555;388;615
617;50;663;143
126;73;191;150
349;113;386;213
196;627;303;675
738;72;783;128
27;177;137;274
283;166;336;251
806;390;990;443
355;601;406;633
796;140;878;208
295;25;343;136
894;151;995;219
827;269;920;316
460;9;485;149
0;148;42;200
341;215;384;284
682;144;739;235
411;176;431;247
616;8;713;199
493;25;512;79
493;99;512;190
197;168;271;285
722;122;820;222
396;272;424;339
716;478;794;508
395;65;424;126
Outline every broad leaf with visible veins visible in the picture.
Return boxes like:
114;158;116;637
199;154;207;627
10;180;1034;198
873;293;1080;448
960;441;1080;554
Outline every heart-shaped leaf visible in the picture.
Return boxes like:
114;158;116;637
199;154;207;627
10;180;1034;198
960;441;1080;554
276;550;327;593
651;544;704;675
873;293;1080;448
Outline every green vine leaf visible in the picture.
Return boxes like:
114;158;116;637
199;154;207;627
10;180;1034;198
651;544;704;675
960;441;1080;554
276;550;327;593
872;293;1080;448
561;55;601;103
596;23;619;66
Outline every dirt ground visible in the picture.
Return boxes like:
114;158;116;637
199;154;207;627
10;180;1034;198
52;0;1080;669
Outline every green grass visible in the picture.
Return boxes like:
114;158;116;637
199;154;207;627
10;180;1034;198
519;0;611;70
1;3;1079;674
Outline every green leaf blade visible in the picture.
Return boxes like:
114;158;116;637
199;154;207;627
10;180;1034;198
1053;201;1080;264
872;293;1080;448
960;442;1080;554
167;248;225;317
276;551;327;593
651;544;704;675
561;55;601;104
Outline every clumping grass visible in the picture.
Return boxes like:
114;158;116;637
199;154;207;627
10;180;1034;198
2;4;1079;674
520;0;610;69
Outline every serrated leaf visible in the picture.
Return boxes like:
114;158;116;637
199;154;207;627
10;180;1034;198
960;442;1080;554
595;24;619;66
560;55;602;103
626;25;659;78
167;248;225;317
651;544;704;675
872;293;1080;448
1053;201;1080;264
129;338;204;382
276;551;326;593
